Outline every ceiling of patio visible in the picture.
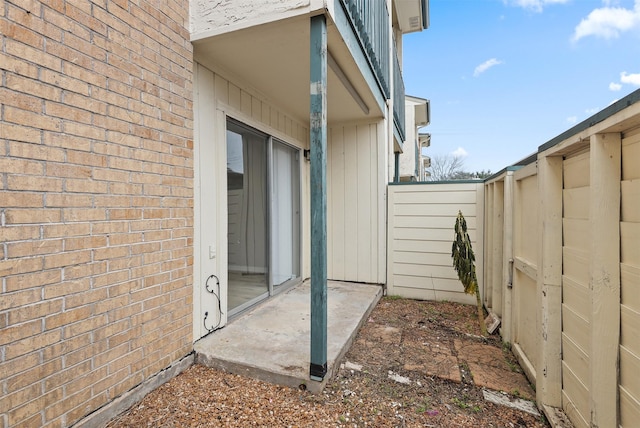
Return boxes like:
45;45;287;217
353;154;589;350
193;15;384;126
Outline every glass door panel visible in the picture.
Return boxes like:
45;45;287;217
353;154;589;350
227;120;269;314
271;140;301;289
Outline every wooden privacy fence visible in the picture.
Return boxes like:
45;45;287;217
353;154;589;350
483;93;640;428
386;181;484;305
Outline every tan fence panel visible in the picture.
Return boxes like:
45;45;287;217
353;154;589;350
511;165;539;379
620;127;640;427
561;150;591;428
387;182;484;304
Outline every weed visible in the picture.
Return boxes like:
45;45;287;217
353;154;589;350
452;396;471;409
385;295;403;301
415;397;431;413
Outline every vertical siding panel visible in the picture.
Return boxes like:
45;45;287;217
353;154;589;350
240;90;252;116
356;124;372;282
343;125;358;280
369;124;380;284
330;127;346;280
251;97;261;121
261;103;270;125
214;75;229;105
377;123;386;284
228;83;241;110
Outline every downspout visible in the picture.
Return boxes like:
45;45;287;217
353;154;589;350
394;152;400;183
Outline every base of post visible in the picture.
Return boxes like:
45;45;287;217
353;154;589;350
309;362;327;381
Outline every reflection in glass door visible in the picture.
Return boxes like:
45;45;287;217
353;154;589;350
227;121;269;315
226;120;301;316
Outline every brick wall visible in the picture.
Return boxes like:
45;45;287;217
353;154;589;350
0;1;194;426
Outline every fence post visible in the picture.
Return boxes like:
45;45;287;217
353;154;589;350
501;170;515;344
589;132;621;427
536;154;563;408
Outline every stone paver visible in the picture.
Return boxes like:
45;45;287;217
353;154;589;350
453;338;535;400
404;353;462;383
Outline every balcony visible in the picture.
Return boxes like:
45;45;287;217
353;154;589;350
393;42;406;142
339;0;408;144
338;0;391;98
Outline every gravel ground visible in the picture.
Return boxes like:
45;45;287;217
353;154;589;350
106;297;549;427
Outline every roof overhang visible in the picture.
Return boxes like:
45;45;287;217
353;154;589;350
394;0;429;33
419;133;431;148
406;95;430;127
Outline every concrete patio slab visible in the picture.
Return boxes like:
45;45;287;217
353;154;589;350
194;280;383;393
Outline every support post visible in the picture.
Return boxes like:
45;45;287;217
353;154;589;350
589;133;621;427
309;14;327;381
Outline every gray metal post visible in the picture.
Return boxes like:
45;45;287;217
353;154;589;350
309;14;327;381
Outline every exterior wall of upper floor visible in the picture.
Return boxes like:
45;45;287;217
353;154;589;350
0;2;194;426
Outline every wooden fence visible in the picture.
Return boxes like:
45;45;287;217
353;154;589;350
483;91;640;427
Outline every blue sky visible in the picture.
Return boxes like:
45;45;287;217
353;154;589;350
402;0;640;174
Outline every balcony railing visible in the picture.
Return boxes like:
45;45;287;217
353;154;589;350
339;0;406;143
339;0;390;98
393;41;406;142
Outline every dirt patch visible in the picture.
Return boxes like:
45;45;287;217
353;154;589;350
107;297;548;427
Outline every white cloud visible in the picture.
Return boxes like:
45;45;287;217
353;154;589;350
585;107;599;115
566;116;578;124
451;147;469;157
609;82;623;91
621;71;640;85
504;0;570;13
473;58;503;77
572;0;640;42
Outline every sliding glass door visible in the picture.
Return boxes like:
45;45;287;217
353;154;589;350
271;141;301;289
226;119;301;316
226;121;269;314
